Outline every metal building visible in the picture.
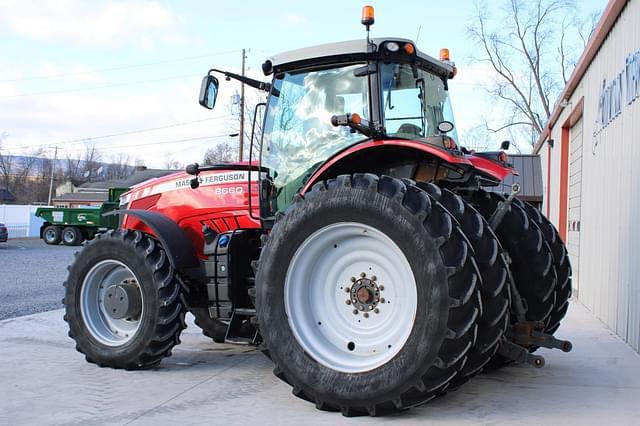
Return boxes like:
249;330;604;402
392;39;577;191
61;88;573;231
533;0;640;352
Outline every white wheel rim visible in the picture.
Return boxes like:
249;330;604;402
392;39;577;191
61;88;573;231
284;222;417;373
80;260;144;347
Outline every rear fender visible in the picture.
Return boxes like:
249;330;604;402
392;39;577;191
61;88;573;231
301;140;472;193
104;209;200;273
466;154;517;181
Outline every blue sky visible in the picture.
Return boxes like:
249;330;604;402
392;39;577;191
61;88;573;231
0;0;606;167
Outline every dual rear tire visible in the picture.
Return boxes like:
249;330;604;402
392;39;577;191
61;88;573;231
256;174;481;415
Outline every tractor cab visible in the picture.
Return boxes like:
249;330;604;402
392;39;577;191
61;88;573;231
198;31;512;217
258;37;460;211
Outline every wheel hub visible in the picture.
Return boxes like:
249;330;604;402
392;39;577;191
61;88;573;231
103;280;142;320
349;275;381;313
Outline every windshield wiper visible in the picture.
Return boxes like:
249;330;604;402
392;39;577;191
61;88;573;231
385;66;400;111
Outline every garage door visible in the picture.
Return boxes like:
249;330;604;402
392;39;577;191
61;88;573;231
568;116;583;296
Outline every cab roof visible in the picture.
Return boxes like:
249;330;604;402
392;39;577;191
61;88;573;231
263;38;455;79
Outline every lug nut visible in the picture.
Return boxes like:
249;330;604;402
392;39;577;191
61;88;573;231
360;272;366;278
374;308;380;314
350;277;356;282
364;313;369;318
379;285;384;291
353;309;359;315
371;275;377;281
380;298;385;303
346;300;351;305
345;287;351;293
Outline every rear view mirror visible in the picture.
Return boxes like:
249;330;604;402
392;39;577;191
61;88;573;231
501;140;511;150
199;75;219;109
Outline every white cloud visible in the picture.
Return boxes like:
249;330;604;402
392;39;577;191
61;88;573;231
285;13;306;26
0;0;187;49
0;70;270;167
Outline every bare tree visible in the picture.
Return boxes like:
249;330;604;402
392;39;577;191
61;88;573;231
467;0;599;147
163;154;183;170
229;90;268;161
0;133;46;202
105;153;133;180
64;153;83;180
82;142;103;181
460;124;494;152
203;142;237;165
134;158;146;169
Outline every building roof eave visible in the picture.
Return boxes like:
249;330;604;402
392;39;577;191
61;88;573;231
533;0;628;154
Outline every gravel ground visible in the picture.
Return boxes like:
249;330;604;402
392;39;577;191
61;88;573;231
0;238;77;320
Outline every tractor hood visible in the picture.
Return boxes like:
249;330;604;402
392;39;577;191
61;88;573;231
119;162;255;208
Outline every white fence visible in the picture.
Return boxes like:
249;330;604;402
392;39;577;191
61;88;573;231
0;205;45;238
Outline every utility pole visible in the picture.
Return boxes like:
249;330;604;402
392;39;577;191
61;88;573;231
239;48;246;161
47;146;58;206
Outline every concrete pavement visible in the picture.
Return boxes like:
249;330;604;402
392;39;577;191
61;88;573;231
0;238;76;320
0;301;639;425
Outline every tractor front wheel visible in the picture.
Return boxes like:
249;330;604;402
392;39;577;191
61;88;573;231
63;229;187;369
256;174;480;416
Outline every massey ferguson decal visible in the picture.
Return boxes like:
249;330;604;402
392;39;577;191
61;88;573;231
124;170;256;203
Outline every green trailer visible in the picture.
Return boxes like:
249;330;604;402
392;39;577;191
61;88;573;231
35;187;128;246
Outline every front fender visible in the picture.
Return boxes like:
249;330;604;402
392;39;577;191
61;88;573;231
103;209;200;271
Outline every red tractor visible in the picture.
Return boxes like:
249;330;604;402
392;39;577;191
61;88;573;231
63;7;572;416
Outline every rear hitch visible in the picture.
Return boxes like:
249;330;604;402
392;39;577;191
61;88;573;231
497;339;546;368
489;183;521;230
498;321;573;367
508;321;573;353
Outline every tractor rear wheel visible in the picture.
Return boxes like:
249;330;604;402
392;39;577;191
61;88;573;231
520;201;572;334
190;308;228;343
417;183;510;387
63;229;187;369
256;174;480;416
468;191;557;327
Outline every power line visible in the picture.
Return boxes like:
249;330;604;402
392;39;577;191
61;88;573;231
0;73;203;99
14;115;233;150
2;134;233;158
0;49;241;83
60;134;233;155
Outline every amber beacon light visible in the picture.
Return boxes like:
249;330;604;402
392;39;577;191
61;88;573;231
361;5;375;26
440;48;450;62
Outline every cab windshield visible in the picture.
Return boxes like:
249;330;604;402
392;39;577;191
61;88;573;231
380;63;458;142
261;63;370;210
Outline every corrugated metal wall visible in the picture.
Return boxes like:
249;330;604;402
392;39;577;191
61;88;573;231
568;117;583;298
568;0;640;351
